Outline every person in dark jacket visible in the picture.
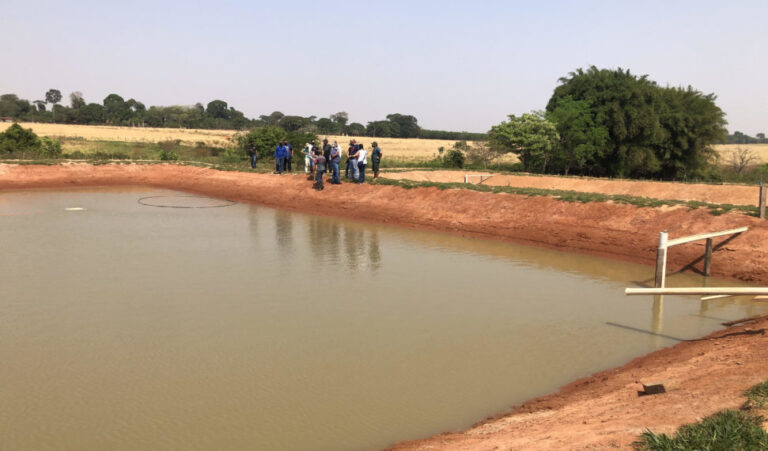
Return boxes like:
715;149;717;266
247;143;258;169
371;142;383;178
285;141;293;172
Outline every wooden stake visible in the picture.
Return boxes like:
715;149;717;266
704;237;713;276
760;183;766;220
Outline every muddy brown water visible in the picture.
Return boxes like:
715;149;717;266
2;187;766;451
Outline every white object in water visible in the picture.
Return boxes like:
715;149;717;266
64;207;86;211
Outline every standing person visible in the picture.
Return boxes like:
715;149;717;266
348;143;360;182
285;141;293;172
371;141;383;178
247;143;258;169
322;139;332;172
313;149;326;190
356;143;368;183
302;141;313;174
274;141;287;174
345;139;357;179
329;143;341;184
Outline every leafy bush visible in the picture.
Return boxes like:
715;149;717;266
40;137;62;157
159;149;179;161
442;146;465;168
0;122;41;155
235;126;318;160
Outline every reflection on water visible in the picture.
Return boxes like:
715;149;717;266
2;187;767;451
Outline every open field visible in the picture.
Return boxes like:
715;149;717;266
0;123;471;160
0;122;235;147
2;122;766;165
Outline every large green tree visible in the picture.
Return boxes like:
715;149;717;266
546;66;726;179
489;112;559;172
386;113;420;138
546;96;608;175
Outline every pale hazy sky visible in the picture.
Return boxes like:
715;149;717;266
1;0;766;134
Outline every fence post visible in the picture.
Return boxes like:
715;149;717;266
704;237;713;276
760;183;766;220
654;231;668;288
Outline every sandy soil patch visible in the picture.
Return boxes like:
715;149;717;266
385;170;762;206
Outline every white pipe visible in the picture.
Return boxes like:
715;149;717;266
626;287;768;296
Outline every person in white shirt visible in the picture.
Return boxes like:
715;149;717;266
356;143;368;183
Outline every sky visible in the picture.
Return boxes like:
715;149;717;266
1;0;766;134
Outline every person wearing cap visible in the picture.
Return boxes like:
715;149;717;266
371;142;383;178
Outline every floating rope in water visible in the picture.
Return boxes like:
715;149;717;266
137;195;237;209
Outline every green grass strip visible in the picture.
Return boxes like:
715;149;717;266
368;177;758;217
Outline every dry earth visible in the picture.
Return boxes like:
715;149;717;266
3;163;768;450
384;170;762;206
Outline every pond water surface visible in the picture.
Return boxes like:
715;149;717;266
1;187;765;450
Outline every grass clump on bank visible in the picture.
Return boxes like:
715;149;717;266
635;409;768;450
368;177;759;217
634;379;768;450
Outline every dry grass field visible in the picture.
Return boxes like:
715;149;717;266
1;122;764;164
0;123;469;160
0;122;235;147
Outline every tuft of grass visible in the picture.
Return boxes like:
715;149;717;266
746;380;768;408
634;409;768;450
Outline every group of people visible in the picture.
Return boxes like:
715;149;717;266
247;138;383;191
303;139;383;190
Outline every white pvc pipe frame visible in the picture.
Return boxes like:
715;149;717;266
630;226;758;297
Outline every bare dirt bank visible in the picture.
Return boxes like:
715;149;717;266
385;170;761;206
391;316;768;450
4;163;768;449
3;163;767;285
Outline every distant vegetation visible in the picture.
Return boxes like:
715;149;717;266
0;91;486;141
726;131;768;144
3;67;766;183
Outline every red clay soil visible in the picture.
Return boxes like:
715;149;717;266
385;170;761;206
4;163;768;449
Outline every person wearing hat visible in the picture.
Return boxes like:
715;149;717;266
371;141;383;178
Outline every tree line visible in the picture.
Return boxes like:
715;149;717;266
0;90;486;141
727;131;768;144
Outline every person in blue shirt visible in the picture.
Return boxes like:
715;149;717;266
274;141;287;174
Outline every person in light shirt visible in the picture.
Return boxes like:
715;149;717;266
356;143;367;183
